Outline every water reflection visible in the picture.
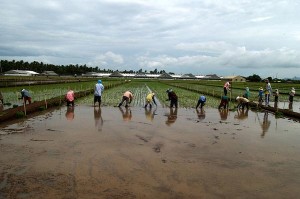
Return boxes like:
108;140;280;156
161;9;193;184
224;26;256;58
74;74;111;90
145;107;156;122
119;106;132;121
219;108;228;121
165;108;177;126
94;107;103;132
235;109;249;120
260;111;271;138
196;108;206;121
65;106;75;121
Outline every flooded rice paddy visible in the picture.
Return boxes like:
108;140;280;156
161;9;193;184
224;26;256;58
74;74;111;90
0;105;300;198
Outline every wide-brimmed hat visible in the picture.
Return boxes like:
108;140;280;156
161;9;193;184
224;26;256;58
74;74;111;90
166;89;171;93
259;87;263;90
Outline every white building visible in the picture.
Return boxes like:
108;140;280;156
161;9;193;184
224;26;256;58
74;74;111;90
4;70;39;76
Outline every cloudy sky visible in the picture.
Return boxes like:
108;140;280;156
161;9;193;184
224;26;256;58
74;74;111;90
1;0;300;78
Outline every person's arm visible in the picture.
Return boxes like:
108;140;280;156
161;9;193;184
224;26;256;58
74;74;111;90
129;93;133;103
166;93;170;101
152;95;157;105
19;92;24;99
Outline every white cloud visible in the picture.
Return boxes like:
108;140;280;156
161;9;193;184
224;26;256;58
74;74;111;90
1;0;300;78
88;52;124;67
250;16;273;22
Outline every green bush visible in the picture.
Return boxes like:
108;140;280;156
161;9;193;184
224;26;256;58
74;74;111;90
38;106;46;111
15;111;25;118
275;111;284;118
13;104;19;108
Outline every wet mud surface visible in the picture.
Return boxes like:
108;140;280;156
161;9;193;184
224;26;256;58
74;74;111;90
1;106;300;198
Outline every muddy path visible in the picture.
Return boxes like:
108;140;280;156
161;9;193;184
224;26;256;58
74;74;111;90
0;106;300;198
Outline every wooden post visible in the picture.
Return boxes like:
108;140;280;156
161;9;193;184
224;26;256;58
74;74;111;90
23;98;26;116
230;81;233;102
44;94;47;109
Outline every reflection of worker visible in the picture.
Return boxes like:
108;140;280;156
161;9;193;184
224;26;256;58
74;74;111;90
119;106;132;121
144;92;157;108
165;108;177;126
145;107;156;122
196;108;205;121
260;111;271;138
118;91;134;107
65;89;75;106
65;106;75;121
94;107;103;131
20;89;31;104
235;109;249;120
219;108;229;120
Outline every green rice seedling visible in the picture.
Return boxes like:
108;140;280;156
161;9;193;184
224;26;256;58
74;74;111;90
15;111;25;118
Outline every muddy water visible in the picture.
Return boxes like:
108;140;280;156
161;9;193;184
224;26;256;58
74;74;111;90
0;106;300;199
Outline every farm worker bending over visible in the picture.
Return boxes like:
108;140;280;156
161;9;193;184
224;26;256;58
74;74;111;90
94;80;104;107
223;81;230;96
20;89;31;104
65;89;75;106
218;95;229;109
166;89;178;108
236;96;250;110
196;95;206;109
118;91;134;107
144;92;157;108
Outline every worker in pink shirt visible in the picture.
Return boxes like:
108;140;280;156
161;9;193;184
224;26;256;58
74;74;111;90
223;81;230;96
65;89;75;106
118;91;134;107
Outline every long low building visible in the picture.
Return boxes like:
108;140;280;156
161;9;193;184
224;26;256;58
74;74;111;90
4;70;39;76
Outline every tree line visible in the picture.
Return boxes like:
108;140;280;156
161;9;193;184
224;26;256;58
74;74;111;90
0;60;167;75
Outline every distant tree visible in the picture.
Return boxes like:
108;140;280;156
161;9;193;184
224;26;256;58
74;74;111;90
267;77;273;82
247;74;261;82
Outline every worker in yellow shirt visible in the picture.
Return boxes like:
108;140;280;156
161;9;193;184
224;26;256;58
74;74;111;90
144;92;157;108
